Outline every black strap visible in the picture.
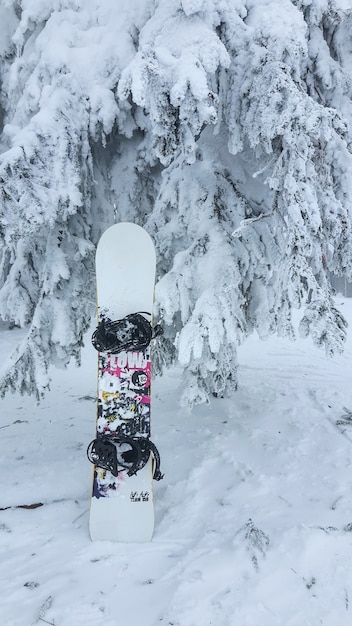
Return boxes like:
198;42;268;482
91;313;152;353
146;439;164;481
87;435;164;480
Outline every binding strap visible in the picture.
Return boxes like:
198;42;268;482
87;435;164;481
91;313;152;353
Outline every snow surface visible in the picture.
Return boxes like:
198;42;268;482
2;299;352;625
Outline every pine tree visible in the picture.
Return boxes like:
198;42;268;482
117;0;352;404
0;0;352;404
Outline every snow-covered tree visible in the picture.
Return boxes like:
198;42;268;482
1;0;352;405
0;0;144;397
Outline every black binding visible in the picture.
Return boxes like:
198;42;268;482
92;312;153;353
87;435;164;481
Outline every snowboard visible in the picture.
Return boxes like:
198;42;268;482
87;222;162;542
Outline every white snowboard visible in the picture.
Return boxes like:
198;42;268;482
89;223;156;542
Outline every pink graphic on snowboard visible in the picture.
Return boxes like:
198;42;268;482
101;351;151;403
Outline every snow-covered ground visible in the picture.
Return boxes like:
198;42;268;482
1;298;352;626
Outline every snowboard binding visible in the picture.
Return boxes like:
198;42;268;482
92;312;162;353
87;435;164;481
